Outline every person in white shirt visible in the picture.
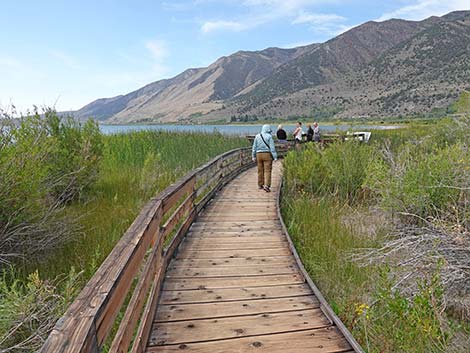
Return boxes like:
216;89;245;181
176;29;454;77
293;121;303;146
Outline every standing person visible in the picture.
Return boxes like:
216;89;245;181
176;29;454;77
252;125;278;192
306;123;314;142
293;121;303;145
313;121;321;143
276;124;287;142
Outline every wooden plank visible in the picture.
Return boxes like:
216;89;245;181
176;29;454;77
130;266;165;353
146;327;351;353
183;236;285;244
176;248;290;259
162;274;304;291
198;215;277;222
110;207;164;353
191;220;280;227
188;229;285;239
204;204;275;211
160;191;194;241
179;241;287;251
159;284;313;304
190;223;281;229
166;263;299;278
149;309;330;345
155;296;319;322
168;256;293;268
182;239;286;248
160;176;195;215
164;208;197;261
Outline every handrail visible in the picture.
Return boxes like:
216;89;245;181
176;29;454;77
40;147;254;353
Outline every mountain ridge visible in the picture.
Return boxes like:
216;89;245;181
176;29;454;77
74;10;470;123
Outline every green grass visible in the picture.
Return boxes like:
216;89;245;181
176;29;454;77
281;197;451;352
280;120;469;352
20;130;248;280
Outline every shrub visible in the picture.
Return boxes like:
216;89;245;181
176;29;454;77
0;269;81;352
0;110;103;264
44;110;103;202
365;132;469;226
284;141;374;203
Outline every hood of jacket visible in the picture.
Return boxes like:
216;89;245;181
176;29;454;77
261;124;272;134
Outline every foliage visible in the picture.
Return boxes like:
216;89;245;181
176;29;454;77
0;268;81;353
361;267;449;353
282;196;454;352
44;111;103;202
0;110;103;265
283;141;373;203
365;118;469;227
450;90;470;113
281;119;470;352
25;130;248;280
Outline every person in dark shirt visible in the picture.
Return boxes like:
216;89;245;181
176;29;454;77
306;123;314;142
276;124;287;142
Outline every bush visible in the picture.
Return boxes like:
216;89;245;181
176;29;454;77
365;121;469;226
284;141;374;203
44;110;103;203
0;269;81;352
0;110;103;264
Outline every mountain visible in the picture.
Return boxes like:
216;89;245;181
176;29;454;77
75;10;470;123
214;10;470;120
75;46;314;123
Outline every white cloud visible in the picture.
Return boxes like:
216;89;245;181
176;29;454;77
200;0;347;34
202;20;248;33
50;50;81;70
378;0;469;21
292;12;346;25
143;39;171;78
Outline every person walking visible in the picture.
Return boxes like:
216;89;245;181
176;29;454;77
276;124;287;142
252;124;278;192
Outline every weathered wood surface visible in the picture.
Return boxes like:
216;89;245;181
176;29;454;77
41;148;254;353
41;147;362;353
146;165;358;353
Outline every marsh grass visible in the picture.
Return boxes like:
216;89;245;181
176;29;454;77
20;130;248;280
281;122;469;352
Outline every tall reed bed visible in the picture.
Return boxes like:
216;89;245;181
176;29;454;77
22;130;248;279
281;121;469;352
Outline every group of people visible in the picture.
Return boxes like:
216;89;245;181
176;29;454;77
277;121;321;143
252;122;321;192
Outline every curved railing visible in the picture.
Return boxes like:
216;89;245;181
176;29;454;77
40;148;254;353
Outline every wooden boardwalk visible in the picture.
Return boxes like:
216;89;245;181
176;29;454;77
41;148;361;353
145;165;354;353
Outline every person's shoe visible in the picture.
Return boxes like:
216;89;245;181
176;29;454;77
263;186;271;193
258;185;264;190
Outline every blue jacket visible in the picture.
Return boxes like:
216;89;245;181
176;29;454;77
252;125;278;160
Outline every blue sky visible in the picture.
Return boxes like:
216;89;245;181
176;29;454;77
1;0;468;113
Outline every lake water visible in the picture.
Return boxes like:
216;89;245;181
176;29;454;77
100;124;401;136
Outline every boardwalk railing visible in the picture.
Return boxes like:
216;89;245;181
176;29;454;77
40;148;254;353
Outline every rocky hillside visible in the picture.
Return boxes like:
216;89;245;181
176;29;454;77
75;10;470;123
75;46;313;123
